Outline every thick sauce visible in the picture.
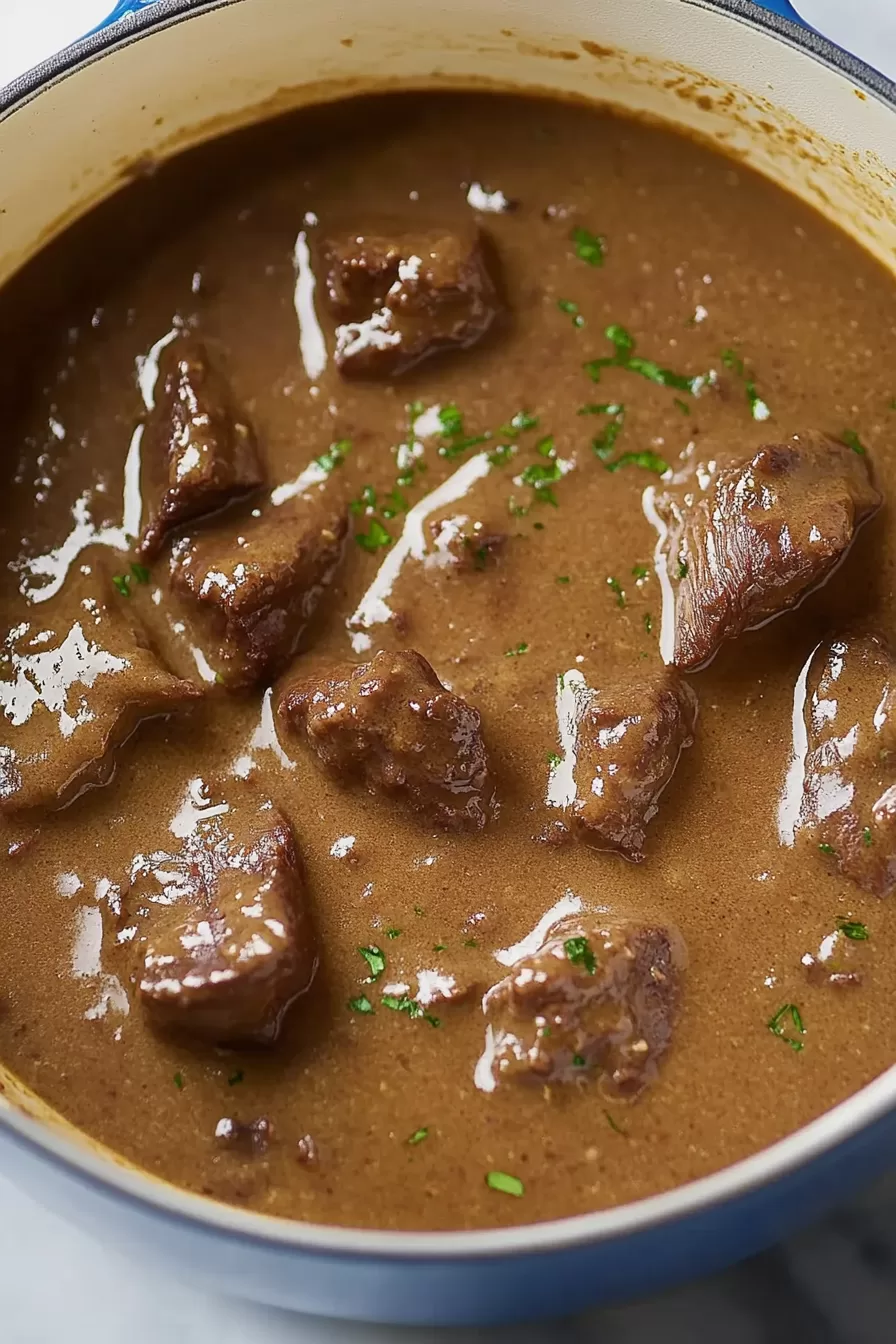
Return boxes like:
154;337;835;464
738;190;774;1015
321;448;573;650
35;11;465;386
1;92;896;1231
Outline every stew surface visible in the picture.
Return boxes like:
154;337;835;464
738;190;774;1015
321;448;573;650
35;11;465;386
2;91;896;1232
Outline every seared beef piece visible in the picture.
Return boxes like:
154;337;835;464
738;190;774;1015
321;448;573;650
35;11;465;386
548;667;697;862
480;919;684;1096
0;571;200;813
799;632;896;896
169;493;347;688
426;514;507;571
655;433;880;671
322;227;501;377
214;1116;273;1155
803;924;868;988
138;338;264;559
278;648;492;830
134;784;317;1044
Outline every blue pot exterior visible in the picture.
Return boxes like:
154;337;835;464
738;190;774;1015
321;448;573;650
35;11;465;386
2;1097;895;1325
0;0;895;1327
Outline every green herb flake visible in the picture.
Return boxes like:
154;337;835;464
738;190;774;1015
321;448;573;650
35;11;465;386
355;519;392;553
385;927;402;940
604;1110;628;1136
464;937;479;948
173;1072;185;1090
437;403;491;459
414;905;425;917
721;347;746;378
644;613;654;634
382;994;440;1028
547;751;562;766
819;842;836;856
316;438;351;474
407;1127;429;1146
348;994;374;1015
498;410;539;437
838;919;869;941
112;574;131;598
213;671;225;685
768;1002;805;1052
505;641;530;657
605;451;669;476
586;326;701;394
558;298;585;328
631;563;649;580
486;1170;525;1197
572;1053;586;1068
556;575;570;585
606;576;626;609
564;936;596;975
863;826;873;847
227;1070;244;1086
677;559;688;580
358;945;386;982
433;943;448;953
130;562;151;585
673;397;690;416
842;428;868;456
571;226;606;267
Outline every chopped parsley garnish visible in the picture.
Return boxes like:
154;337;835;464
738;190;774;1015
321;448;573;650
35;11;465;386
173;1072;185;1090
556;575;570;584
433;943;448;953
464;937;479;948
721;346;771;420
355;519;392;552
605;450;669;476
819;842;836;856
385;927;402;940
547;751;562;766
407;1127;429;1145
227;1070;244;1086
381;994;440;1028
112;573;132;598
768;1002;805;1052
585;324;702;393
677;559;688;579
673;397;690;416
519;458;562;505
437;403;491;459
838;919;869;941
358;945;385;982
842;429;867;456
505;641;530;657
583;402;625;461
644;613;654;634
508;497;529;517
606;576;626;608
572;1053;586;1068
564;935;596;975
558;298;584;328
350;483;377;514
316;438;351;473
499;410;539;436
130;562;151;585
379;486;409;520
631;563;649;579
604;1110;628;1136
414;905;425;916
863;826;873;847
571;225;606;267
486;1170;525;1197
487;443;515;467
348;994;374;1015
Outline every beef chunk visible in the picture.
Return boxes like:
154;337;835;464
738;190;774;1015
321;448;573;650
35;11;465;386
547;667;697;861
138;337;264;559
798;632;896;896
426;514;507;571
0;571;200;813
655;433;880;671
277;648;492;829
322;227;501;378
169;493;347;687
133;783;317;1044
478;919;684;1096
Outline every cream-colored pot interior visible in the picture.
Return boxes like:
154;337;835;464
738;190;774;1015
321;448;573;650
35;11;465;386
0;0;894;1157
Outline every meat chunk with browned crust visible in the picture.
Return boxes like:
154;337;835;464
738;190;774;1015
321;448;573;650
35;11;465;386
798;631;896;896
169;493;347;688
138;337;264;559
655;432;880;671
547;667;697;861
321;226;502;378
478;919;685;1097
132;782;317;1045
0;569;200;814
278;649;493;829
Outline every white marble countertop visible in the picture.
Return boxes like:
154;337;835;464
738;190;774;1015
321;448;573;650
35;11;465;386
2;3;896;1341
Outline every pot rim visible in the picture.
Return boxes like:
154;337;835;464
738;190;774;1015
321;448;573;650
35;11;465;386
1;0;895;1263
